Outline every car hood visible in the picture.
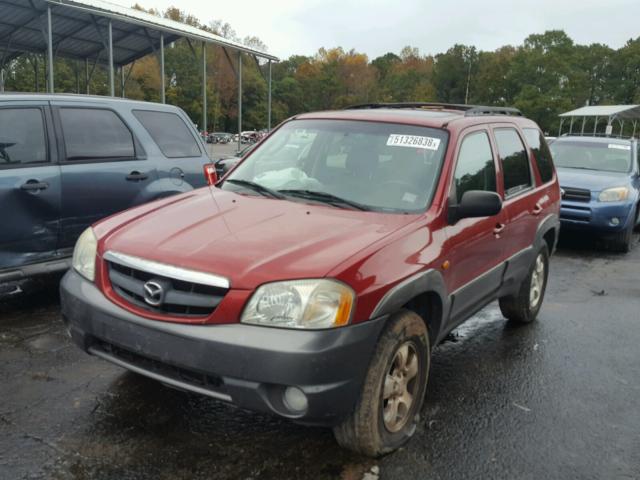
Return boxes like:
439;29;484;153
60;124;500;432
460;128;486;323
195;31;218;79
556;167;630;191
100;188;417;289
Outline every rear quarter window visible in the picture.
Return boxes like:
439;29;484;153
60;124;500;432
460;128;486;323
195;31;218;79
494;128;532;197
133;110;201;158
60;108;135;160
523;128;554;183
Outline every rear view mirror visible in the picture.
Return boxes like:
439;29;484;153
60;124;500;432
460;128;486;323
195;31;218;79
449;190;502;224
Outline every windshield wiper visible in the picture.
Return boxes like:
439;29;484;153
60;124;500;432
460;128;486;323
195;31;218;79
225;179;285;199
278;189;372;211
560;166;601;171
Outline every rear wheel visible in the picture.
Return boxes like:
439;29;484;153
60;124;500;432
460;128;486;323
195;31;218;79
499;245;549;324
333;310;430;457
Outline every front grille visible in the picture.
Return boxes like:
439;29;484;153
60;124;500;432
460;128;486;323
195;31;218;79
92;340;226;394
106;259;228;317
562;187;591;202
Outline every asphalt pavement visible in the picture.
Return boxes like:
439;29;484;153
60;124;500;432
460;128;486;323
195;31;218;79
1;233;639;480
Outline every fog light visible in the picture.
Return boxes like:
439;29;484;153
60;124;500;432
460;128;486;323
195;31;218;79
611;217;620;226
283;386;308;413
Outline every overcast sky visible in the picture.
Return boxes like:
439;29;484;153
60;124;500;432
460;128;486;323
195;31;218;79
137;0;638;59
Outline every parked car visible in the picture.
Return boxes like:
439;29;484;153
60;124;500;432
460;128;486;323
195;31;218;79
550;135;640;252
61;103;560;456
208;132;233;144
214;143;256;177
0;94;211;286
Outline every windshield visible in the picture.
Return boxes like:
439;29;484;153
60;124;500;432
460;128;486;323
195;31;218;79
221;119;448;212
550;141;632;173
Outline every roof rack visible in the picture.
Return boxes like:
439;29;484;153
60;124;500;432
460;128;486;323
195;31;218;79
344;102;523;117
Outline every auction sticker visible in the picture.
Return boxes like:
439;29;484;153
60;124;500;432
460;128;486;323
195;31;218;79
608;144;631;151
387;134;441;150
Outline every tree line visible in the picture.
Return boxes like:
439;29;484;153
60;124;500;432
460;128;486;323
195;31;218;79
2;5;639;135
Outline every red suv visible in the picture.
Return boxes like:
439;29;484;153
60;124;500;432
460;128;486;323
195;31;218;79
61;103;560;456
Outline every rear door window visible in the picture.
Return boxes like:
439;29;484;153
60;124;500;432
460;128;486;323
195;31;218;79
494;128;532;197
60;108;135;161
0;108;47;167
133;110;201;158
523;128;554;183
453;131;497;203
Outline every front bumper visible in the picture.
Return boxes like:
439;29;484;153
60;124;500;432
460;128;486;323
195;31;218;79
560;200;635;233
60;270;386;426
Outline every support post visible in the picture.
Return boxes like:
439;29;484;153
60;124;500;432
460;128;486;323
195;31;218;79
120;66;125;98
108;20;114;96
85;57;89;93
267;60;272;131
581;117;586;134
237;51;242;152
202;41;207;134
569;117;574;134
35;55;39;92
0;69;4;93
593;116;598;135
75;60;80;93
558;118;564;137
160;33;165;103
46;6;54;93
632;121;637;138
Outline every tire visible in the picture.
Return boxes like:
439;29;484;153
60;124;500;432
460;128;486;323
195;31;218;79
499;245;549;324
333;310;430;457
607;222;634;253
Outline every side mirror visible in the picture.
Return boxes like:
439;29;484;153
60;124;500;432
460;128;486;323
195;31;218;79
203;163;219;185
448;190;502;224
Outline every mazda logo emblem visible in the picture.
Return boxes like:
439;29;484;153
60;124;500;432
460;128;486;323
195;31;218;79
143;280;164;306
560;188;566;198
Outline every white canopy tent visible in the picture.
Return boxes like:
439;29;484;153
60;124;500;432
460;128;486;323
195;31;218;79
558;105;640;137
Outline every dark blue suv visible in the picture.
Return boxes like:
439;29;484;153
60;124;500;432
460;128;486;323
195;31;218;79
0;94;210;287
550;135;640;252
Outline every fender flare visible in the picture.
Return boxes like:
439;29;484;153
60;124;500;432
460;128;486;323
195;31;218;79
370;269;450;342
535;213;560;254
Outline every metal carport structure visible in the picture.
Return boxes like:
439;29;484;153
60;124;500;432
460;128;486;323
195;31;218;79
0;0;278;146
559;105;640;138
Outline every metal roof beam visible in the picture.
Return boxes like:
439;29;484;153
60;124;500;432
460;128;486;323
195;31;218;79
221;47;238;79
82;17;147;65
42;0;278;61
0;1;45;45
251;54;266;83
0;39;95;63
7;1;156;45
185;38;198;60
116;33;180;68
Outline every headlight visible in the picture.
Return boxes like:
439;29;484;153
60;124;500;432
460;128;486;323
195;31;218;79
241;279;354;329
598;187;629;202
72;227;98;281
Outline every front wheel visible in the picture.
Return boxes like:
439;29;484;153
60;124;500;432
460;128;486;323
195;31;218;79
607;220;635;253
499;245;549;324
333;310;430;457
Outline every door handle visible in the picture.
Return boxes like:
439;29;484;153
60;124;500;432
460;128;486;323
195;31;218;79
533;203;543;215
20;180;49;191
493;223;506;236
126;171;148;182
